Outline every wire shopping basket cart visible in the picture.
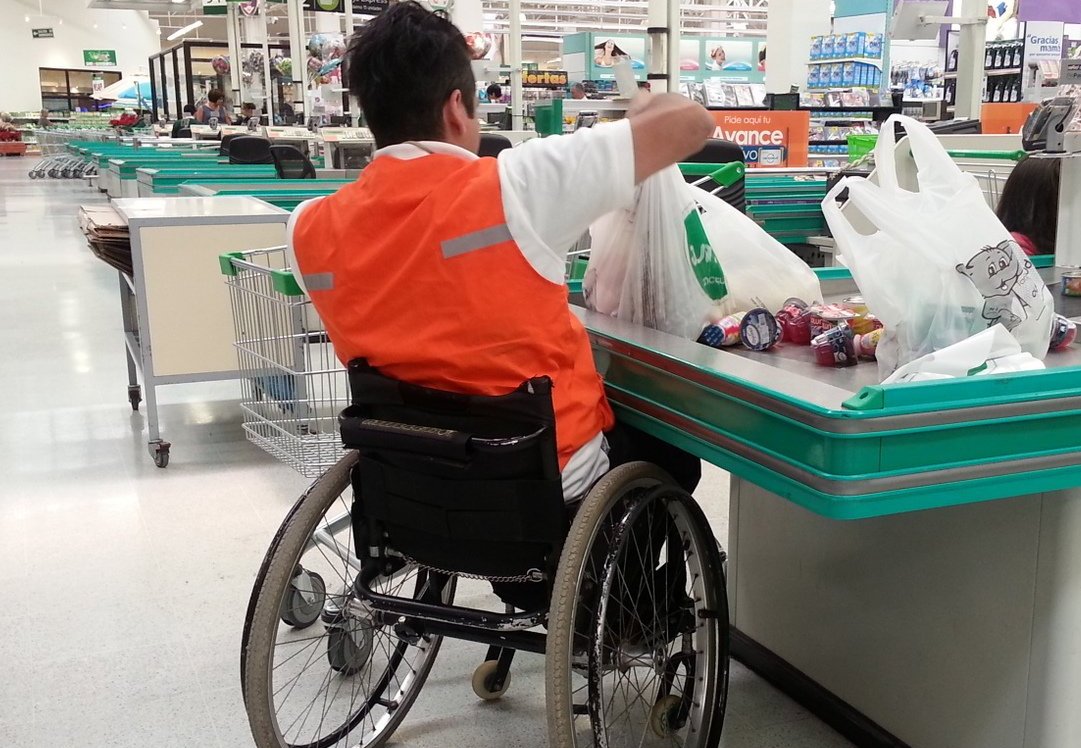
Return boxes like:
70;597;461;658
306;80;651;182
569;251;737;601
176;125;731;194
220;247;349;477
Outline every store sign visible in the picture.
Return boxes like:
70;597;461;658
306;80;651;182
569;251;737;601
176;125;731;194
522;70;568;89
1062;60;1081;86
709;110;810;168
1025;21;1064;62
1019;0;1081;24
31;28;53;39
83;50;117;67
203;0;227;15
302;0;388;14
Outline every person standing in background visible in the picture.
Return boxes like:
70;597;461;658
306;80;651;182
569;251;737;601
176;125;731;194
37;109;51;128
195;90;232;125
570;82;587;100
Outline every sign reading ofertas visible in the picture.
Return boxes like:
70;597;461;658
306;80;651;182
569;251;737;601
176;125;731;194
83;49;118;66
522;70;569;89
709;110;810;168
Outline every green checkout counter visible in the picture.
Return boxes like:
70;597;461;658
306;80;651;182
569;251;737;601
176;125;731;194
136;165;282;197
574;256;1081;748
178;179;350;211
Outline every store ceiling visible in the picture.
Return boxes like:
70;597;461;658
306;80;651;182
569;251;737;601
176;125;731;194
149;0;768;44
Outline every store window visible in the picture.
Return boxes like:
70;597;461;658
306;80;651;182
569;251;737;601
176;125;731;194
39;68;121;114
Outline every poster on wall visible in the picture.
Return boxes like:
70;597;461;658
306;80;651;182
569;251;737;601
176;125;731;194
709;110;810;168
703;39;763;83
591;36;646;79
680;39;701;79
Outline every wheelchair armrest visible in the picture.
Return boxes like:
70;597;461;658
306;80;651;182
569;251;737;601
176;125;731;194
340;411;472;461
339;406;552;463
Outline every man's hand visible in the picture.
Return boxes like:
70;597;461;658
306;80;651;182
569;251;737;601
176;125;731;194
626;92;715;184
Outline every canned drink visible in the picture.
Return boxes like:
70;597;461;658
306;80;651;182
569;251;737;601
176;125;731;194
809;306;858;339
812;323;857;367
854;328;883;359
1062;271;1081;297
841;295;869;316
740;308;781;351
1050;314;1078;350
698;312;745;348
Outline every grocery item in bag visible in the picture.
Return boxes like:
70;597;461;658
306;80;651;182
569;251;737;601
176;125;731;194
585;165;822;339
822;115;1054;378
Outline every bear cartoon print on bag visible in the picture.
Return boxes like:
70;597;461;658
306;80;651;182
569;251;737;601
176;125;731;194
956;240;1047;332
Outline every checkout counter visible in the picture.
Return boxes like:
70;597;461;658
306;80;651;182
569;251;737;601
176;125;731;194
574;104;1081;748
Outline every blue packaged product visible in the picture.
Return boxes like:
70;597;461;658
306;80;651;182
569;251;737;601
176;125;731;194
808;65;820;88
846;32;865;57
831;64;844;86
810;36;822;60
822;35;835;59
866;33;882;58
842;62;856;87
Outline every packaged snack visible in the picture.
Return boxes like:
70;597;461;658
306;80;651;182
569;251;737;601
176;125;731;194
1062;271;1081;296
812;324;858;367
698;313;745;348
809;305;858;338
740;308;781;351
855;328;883;358
1050;314;1078;350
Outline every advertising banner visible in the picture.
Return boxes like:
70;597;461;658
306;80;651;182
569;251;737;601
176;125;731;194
1019;0;1081;24
709;110;810;168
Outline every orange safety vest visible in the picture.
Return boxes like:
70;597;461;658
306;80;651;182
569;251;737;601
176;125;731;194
291;152;614;468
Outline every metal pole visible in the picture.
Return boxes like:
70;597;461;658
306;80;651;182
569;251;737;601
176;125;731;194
343;0;357;124
262;8;274;117
955;0;987;119
509;0;524;130
646;0;667;92
666;0;679;94
227;3;244;110
288;0;308;124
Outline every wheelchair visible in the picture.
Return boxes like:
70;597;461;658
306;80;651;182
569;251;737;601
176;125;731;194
241;359;730;747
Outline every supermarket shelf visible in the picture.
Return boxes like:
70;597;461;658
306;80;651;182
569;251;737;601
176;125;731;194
806;85;880;91
808;57;883;67
944;68;1021;79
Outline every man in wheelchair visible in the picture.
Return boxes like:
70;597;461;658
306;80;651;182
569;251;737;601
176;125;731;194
243;3;729;747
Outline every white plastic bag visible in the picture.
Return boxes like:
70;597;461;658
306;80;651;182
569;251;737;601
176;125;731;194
882;325;1044;384
822;115;1053;378
585;165;822;338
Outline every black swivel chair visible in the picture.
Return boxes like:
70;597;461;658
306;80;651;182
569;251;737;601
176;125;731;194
219;133;243;158
478;133;513;159
228;136;274;166
682;138;747;213
269;144;317;179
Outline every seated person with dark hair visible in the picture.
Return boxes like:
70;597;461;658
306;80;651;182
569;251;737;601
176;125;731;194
996;156;1060;256
287;1;713;500
485;83;503;102
240;101;260;126
171;104;197;138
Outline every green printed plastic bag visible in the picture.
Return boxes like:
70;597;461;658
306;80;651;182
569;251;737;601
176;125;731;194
684;208;728;302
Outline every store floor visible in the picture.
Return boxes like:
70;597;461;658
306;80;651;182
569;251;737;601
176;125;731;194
0;158;853;748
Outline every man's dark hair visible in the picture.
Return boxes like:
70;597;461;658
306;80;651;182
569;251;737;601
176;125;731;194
486;83;502;101
346;1;476;146
182;104;197;115
208;89;225;104
241;102;257;111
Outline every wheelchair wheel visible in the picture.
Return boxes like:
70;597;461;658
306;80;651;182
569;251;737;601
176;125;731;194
243;452;454;748
546;462;730;748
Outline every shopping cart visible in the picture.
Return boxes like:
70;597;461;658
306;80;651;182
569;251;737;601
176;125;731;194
27;128;108;179
221;246;349;477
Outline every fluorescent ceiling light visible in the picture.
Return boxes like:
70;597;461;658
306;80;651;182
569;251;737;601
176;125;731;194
167;19;202;40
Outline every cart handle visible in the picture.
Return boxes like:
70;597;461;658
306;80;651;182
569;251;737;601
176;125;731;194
945;149;1027;162
218;250;305;297
678;161;747;187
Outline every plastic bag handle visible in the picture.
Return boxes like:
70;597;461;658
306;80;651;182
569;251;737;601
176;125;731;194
874;114;968;193
821;176;880;252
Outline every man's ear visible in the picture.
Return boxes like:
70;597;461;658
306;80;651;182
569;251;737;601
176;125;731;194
443;89;468;138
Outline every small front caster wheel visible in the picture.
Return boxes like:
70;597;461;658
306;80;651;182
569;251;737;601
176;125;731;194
471;659;511;701
128;385;142;412
280;569;326;629
149;441;171;468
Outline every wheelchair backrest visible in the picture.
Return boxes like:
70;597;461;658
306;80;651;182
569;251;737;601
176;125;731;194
339;359;567;581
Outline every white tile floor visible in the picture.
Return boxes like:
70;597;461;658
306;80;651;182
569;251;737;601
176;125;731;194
0;157;853;747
